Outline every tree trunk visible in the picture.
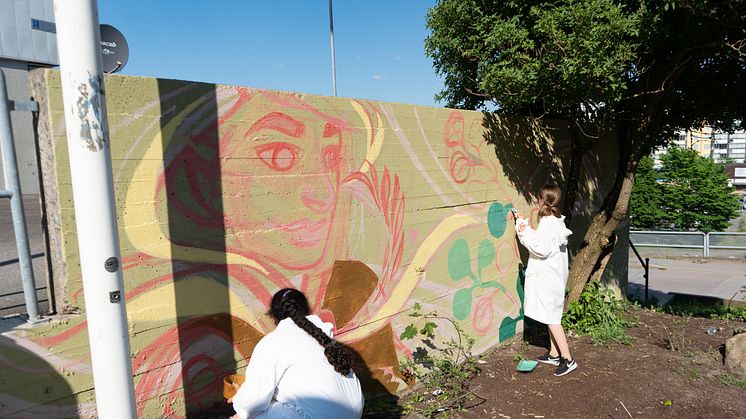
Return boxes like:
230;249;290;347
562;128;586;224
565;122;642;305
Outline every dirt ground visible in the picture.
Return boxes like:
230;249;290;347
442;307;746;418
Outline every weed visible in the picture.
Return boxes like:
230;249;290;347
717;373;746;388
660;314;692;351
660;298;746;322
398;303;481;417
563;281;634;345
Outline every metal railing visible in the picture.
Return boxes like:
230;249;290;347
629;230;746;258
629;239;650;302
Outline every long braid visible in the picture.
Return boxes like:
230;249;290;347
270;289;353;375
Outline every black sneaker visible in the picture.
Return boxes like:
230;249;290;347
537;352;561;366
554;357;577;376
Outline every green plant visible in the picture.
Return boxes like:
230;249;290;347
661;298;746;322
660;314;692;351
563;281;634;345
398;303;481;417
717;374;746;388
657;148;741;232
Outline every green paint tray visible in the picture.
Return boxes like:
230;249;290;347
516;359;538;372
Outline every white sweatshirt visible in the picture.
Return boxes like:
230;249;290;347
516;215;573;324
231;315;363;419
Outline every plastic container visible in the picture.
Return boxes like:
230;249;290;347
516;359;539;372
223;374;246;400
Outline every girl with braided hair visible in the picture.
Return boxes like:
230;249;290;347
514;185;578;377
230;288;363;419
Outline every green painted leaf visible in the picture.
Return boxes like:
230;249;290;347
477;239;496;275
448;239;472;281
516;266;525;317
400;324;418;340
487;202;511;238
499;316;518;342
452;288;473;320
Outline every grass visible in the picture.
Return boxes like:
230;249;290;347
660;297;746;322
717;374;746;388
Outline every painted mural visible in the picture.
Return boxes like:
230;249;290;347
0;70;621;418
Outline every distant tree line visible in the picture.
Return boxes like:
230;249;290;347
630;147;741;232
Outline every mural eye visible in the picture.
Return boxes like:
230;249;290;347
322;144;341;171
255;142;300;171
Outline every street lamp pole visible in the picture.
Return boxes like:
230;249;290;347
53;0;136;417
329;0;337;96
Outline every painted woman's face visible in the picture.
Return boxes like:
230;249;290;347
219;92;352;270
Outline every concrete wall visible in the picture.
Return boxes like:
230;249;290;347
0;69;626;418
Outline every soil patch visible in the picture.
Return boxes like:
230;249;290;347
441;307;746;418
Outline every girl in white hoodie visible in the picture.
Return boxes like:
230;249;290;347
515;185;577;376
230;289;363;418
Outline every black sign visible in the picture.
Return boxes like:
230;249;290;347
104;257;119;272
99;24;129;73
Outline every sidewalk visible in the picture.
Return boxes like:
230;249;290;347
628;256;746;304
0;195;49;317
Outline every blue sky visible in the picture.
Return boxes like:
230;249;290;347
97;0;444;107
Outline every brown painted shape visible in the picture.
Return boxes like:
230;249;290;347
322;260;379;327
349;323;411;395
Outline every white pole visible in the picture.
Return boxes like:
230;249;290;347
52;1;136;418
329;0;337;96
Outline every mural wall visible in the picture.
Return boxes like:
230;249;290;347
0;69;625;418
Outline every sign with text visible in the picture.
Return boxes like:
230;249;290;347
99;24;129;73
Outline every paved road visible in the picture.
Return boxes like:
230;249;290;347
628;256;746;305
0;195;50;317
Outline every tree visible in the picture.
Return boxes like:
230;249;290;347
658;147;740;231
629;155;663;229
425;0;746;304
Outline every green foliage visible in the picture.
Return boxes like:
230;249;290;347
718;374;746;388
658;299;746;322
630;155;664;229
632;148;741;231
657;148;741;231
398;305;480;417
562;281;634;345
426;1;746;140
426;0;640;125
427;0;746;301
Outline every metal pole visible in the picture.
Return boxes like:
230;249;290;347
704;233;709;257
53;1;136;417
329;0;337;96
645;258;650;303
0;70;39;320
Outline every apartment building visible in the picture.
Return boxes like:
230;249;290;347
653;127;746;167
